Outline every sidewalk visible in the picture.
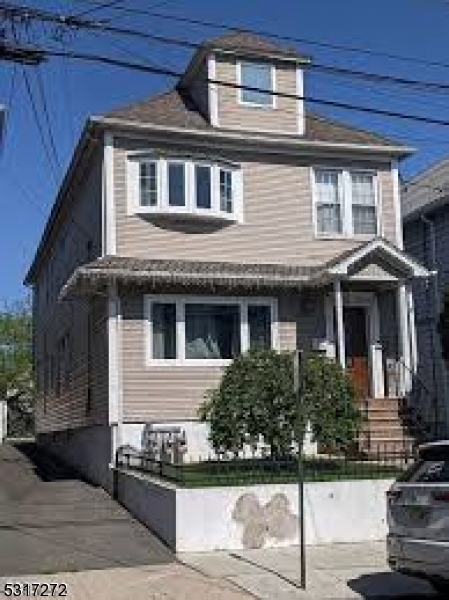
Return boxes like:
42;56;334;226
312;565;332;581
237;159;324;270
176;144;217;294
180;541;437;599
0;542;438;599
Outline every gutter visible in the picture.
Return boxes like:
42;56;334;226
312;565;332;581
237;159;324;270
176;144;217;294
92;116;414;159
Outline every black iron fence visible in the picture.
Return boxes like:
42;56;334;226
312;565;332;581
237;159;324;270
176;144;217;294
116;443;415;488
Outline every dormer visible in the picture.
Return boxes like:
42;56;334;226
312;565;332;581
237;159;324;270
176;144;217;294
178;32;310;136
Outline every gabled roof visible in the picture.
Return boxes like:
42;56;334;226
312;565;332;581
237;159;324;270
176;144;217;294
105;89;404;149
199;31;310;63
312;237;430;283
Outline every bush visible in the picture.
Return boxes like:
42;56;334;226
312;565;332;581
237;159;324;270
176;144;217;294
198;350;363;457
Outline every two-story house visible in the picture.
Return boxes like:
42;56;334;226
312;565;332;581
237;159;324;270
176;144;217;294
25;33;429;489
403;157;449;438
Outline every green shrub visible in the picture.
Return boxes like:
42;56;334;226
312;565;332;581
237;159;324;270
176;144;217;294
199;350;362;457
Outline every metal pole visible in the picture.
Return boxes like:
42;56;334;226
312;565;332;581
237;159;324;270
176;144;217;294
293;350;306;590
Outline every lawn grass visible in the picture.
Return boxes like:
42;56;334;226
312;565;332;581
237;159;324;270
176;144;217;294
158;456;404;488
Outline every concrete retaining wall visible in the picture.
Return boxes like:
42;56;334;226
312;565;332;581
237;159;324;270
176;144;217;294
37;425;113;490
115;470;393;552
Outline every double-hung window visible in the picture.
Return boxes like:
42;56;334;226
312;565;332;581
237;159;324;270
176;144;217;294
146;297;278;365
314;169;343;235
314;168;378;237
351;172;377;235
239;61;275;107
129;156;242;221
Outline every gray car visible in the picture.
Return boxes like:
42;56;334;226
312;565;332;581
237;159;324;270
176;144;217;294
387;440;449;595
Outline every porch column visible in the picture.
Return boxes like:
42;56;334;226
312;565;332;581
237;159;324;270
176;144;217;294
334;279;346;369
407;285;418;374
398;282;412;394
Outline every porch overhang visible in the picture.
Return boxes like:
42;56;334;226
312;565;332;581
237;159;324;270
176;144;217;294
59;256;314;300
309;237;431;286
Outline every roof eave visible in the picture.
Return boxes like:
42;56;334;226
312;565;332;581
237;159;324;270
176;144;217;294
24;119;102;286
92;116;414;159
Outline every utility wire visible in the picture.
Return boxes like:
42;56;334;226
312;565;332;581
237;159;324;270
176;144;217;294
71;1;449;72
21;67;59;185
34;46;449;128
71;0;127;19
5;3;449;97
34;66;62;172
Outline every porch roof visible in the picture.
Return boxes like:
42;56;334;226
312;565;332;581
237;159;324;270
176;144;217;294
60;238;430;299
310;237;431;285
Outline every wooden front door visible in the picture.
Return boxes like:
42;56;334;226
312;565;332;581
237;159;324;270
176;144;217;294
344;306;370;399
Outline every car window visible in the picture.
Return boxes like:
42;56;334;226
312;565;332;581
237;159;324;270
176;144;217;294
398;459;449;483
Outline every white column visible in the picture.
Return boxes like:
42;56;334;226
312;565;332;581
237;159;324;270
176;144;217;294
398;283;412;394
334;279;346;369
407;285;418;374
370;296;385;398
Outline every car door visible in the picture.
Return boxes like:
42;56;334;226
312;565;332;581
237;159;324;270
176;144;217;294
388;455;449;543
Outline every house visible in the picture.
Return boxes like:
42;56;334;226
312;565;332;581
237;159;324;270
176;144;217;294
25;32;430;489
402;157;449;438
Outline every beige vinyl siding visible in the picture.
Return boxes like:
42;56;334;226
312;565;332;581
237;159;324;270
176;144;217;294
121;293;297;422
216;56;299;134
114;137;398;267
34;154;108;434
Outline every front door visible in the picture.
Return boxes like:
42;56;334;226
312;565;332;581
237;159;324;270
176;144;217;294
344;306;370;399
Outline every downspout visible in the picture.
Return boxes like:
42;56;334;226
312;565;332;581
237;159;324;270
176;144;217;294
420;214;446;435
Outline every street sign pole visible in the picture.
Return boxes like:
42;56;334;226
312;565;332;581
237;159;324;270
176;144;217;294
293;350;306;590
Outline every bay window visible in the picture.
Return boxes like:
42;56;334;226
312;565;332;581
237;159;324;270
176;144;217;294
129;155;242;221
313;167;378;237
146;296;278;365
139;161;158;207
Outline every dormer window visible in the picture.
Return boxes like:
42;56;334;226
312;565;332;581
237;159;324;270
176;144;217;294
128;154;243;222
238;61;276;108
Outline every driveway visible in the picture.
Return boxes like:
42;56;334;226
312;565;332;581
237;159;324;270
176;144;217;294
0;442;173;576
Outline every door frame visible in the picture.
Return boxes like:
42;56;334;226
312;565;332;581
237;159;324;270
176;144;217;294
325;291;384;398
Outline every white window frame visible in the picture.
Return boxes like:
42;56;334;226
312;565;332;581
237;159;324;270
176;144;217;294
127;153;243;223
145;295;279;367
236;60;277;109
311;166;379;239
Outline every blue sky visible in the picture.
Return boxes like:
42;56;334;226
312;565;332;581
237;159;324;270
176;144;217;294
2;0;449;301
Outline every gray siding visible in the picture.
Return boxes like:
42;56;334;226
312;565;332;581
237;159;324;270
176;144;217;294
114;136;398;268
34;154;108;434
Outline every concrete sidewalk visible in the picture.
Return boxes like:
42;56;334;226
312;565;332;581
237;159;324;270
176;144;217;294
0;542;440;599
181;541;438;599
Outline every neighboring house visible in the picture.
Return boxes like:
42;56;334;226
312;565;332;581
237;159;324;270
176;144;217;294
25;33;430;489
402;157;449;437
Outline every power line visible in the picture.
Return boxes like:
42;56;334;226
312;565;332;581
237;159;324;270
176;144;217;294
34;67;62;172
72;2;449;72
35;46;449;128
71;0;126;19
5;2;449;98
21;67;59;185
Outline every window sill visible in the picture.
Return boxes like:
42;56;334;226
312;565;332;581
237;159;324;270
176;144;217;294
314;233;377;242
238;100;276;110
146;359;232;368
134;207;240;223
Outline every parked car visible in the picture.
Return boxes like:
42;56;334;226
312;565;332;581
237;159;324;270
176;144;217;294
387;440;449;594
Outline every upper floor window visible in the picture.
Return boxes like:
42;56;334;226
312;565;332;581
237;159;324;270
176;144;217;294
313;168;378;238
238;61;275;108
128;155;243;222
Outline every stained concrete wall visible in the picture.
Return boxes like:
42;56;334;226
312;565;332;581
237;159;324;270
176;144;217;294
115;471;393;552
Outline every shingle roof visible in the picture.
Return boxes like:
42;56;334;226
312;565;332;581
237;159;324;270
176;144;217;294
61;256;316;299
200;31;309;62
106;89;399;148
